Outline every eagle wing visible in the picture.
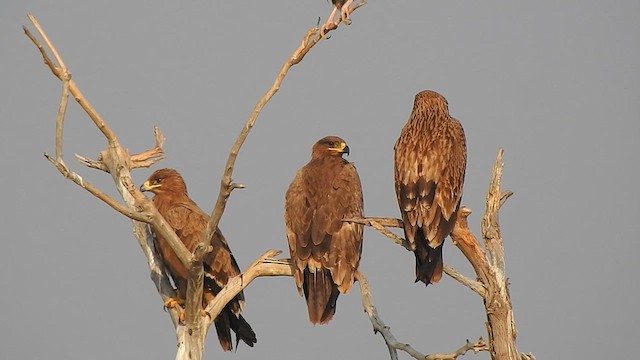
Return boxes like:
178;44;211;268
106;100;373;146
145;168;255;350
284;169;313;293
285;162;363;293
395;117;466;284
321;162;364;293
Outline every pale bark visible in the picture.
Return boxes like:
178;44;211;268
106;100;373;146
347;149;535;360
24;4;369;360
26;2;534;359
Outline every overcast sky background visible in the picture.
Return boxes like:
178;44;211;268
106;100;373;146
2;1;639;359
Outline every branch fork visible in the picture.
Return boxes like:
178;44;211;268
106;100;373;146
26;3;533;359
348;149;533;360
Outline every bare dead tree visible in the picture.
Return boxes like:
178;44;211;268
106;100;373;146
347;149;536;360
25;2;534;359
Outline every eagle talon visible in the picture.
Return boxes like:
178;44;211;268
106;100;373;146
320;24;335;39
163;297;185;310
340;11;352;25
340;0;354;25
201;309;211;320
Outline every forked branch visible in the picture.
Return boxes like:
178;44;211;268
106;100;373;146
356;271;488;360
345;216;484;295
201;0;368;248
193;1;368;346
347;149;533;360
24;14;186;329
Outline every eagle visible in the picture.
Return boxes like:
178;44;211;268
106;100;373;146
140;168;256;351
285;136;364;324
322;0;355;35
394;90;467;286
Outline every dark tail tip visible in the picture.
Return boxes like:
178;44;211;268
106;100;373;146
215;307;257;352
303;269;341;325
214;310;233;351
414;241;444;286
231;313;257;349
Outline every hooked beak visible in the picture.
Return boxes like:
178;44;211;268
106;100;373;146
329;142;350;156
140;180;157;192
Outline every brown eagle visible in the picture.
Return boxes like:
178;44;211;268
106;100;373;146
285;136;364;324
140;168;256;351
322;0;355;35
394;90;467;286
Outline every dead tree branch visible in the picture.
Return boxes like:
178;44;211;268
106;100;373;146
346;149;533;360
25;12;189;341
450;149;521;360
201;0;368;245
345;217;483;296
203;251;292;322
356;271;488;360
26;4;370;360
26;4;533;360
189;3;367;355
425;339;490;360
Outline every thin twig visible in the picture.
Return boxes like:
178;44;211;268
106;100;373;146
356;271;486;360
345;217;409;250
346;216;482;295
425;338;489;360
43;153;148;222
55;79;70;161
356;270;401;360
77;126;166;172
25;13;189;323
443;264;486;298
26;17;118;144
27;14;66;70
130;126;166;169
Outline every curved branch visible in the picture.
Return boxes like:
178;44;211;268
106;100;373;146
25;13;187;329
443;263;486;298
42;153;147;222
345;216;484;295
425;339;489;360
203;250;292;321
451;207;493;291
451;149;530;360
356;271;487;360
202;0;369;252
76;126;166;172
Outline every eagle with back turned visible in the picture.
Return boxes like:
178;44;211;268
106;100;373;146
394;90;467;286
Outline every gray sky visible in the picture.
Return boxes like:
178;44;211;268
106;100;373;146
2;1;639;359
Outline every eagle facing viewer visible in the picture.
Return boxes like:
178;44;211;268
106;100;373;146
140;168;256;351
394;90;467;286
285;136;364;324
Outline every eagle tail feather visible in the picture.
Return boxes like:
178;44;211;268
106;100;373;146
214;307;257;351
413;232;444;286
303;268;340;324
229;312;257;350
214;309;233;351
